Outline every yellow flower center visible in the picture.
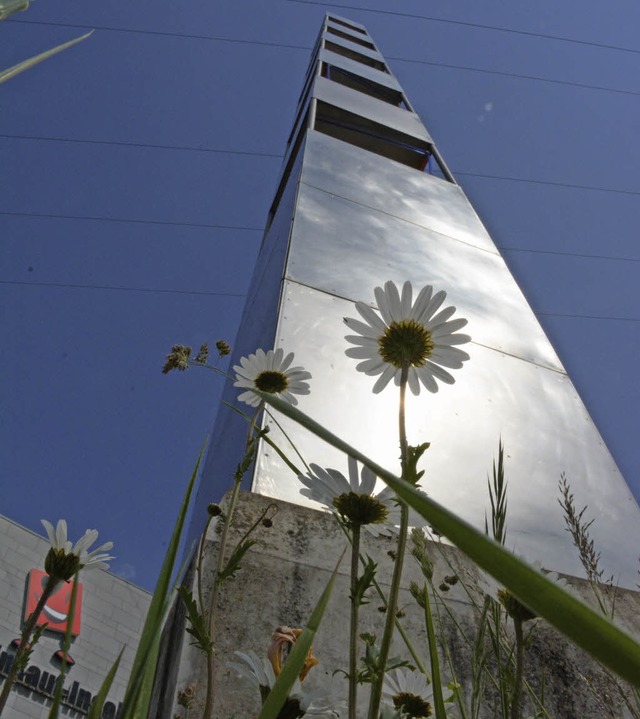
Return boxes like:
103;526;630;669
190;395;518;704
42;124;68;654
393;692;433;717
332;492;389;527
255;370;289;394
378;320;434;368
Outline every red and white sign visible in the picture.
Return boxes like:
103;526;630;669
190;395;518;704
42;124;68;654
24;569;83;636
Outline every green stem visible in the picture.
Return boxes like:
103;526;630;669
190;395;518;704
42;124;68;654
0;577;57;716
202;405;262;719
511;618;524;719
337;520;428;676
348;524;361;719
422;584;447;719
48;574;80;719
367;364;410;719
398;363;409;476
196;515;214;719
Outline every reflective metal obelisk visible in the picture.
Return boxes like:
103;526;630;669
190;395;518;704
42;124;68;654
192;15;640;586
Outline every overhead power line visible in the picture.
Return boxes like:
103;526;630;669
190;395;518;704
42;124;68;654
455;171;640;196
0;210;264;232
2;136;638;197
0;279;246;297
285;0;640;56
0;133;282;159
387;56;640;98
2;278;638;322
498;246;640;264
2;211;639;266
537;311;640;323
9;18;311;51
8;20;639;97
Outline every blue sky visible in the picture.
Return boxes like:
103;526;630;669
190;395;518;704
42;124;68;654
2;0;639;591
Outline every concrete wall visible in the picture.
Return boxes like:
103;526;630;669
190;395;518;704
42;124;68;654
0;515;151;718
168;492;640;719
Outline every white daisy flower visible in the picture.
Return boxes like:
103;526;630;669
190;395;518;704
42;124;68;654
344;281;470;395
298;456;399;536
229;650;276;693
42;519;114;580
233;348;312;407
229;651;341;717
382;668;452;718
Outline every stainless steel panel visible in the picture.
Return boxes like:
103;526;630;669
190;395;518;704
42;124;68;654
253;283;640;587
285;181;561;370
325;13;368;36
326;19;370;43
322;31;385;64
314;77;430;144
186;139;307;549
326;20;375;47
319;49;404;93
301;131;496;251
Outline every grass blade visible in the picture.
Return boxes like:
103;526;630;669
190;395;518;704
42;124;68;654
0;31;93;84
86;651;122;719
120;438;207;718
257;392;640;687
258;551;344;719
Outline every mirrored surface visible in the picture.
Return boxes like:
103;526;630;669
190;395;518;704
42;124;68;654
319;49;403;92
287;181;562;370
314;77;430;143
322;30;385;64
253;283;640;586
302;131;496;252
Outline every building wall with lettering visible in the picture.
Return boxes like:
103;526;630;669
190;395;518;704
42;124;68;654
0;515;151;718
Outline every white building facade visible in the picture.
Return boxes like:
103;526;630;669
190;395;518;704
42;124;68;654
0;515;150;718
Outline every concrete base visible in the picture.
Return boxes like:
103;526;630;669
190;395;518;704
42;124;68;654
163;491;640;719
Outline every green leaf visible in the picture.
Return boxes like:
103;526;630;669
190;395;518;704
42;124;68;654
258;552;343;719
177;587;213;654
257;392;640;688
352;556;377;607
0;31;93;84
120;439;207;719
405;442;430;485
86;651;123;719
219;539;259;582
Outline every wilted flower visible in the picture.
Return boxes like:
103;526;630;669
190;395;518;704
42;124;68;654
298;457;399;536
268;626;318;682
233;348;311;407
344;281;470;395
41;519;114;581
162;344;192;374
177;683;197;710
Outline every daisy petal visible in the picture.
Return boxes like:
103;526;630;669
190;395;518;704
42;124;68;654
407;368;421;396
354;303;387;333
410;285;433;321
372;365;397;393
400;281;413;317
